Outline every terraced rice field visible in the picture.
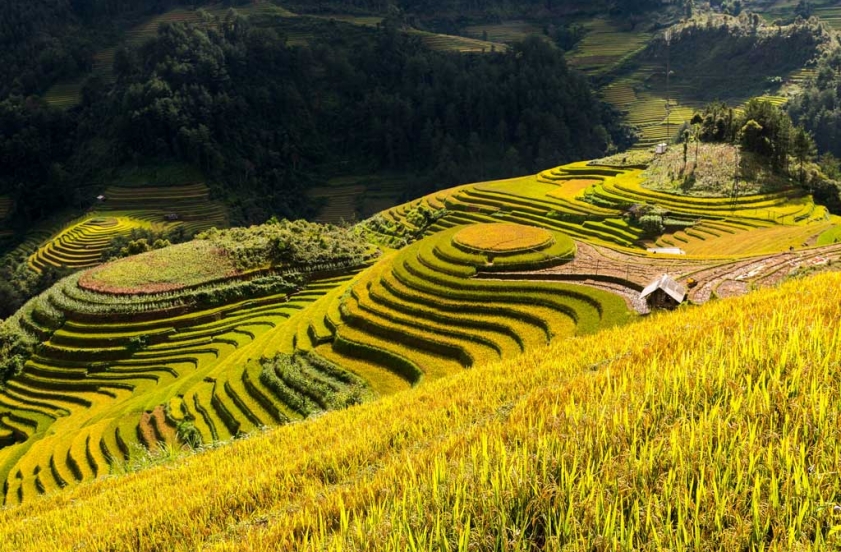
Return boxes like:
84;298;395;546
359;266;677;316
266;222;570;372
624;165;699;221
0;217;631;505
376;160;832;258
0;262;369;505
256;223;629;394
0;196;11;221
567;19;650;74
410;30;507;53
24;183;227;273
28;217;148;273
43;9;204;109
602;66;702;149
98;182;227;234
815;5;841;30
463;21;544;43
0;196;12;243
5;268;841;550
308;183;364;224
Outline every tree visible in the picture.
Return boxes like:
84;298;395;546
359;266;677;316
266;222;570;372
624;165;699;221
792;126;817;185
794;1;813;19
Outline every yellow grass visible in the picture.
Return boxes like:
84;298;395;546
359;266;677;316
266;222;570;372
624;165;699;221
545;179;600;199
2;271;841;550
452;223;553;252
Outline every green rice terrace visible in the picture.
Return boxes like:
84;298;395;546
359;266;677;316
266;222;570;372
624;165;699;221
2;153;841;506
23;183;227;273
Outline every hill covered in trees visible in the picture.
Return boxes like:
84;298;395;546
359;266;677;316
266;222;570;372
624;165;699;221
0;10;631;231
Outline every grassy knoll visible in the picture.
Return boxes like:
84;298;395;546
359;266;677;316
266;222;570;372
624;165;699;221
79;241;237;294
2;272;840;549
643;143;790;197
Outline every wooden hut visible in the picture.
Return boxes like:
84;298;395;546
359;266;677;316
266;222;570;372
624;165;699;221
640;274;686;310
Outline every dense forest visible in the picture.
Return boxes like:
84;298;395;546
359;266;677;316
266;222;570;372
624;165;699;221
642;14;829;101
0;0;212;96
789;48;841;162
0;11;631;229
284;0;666;17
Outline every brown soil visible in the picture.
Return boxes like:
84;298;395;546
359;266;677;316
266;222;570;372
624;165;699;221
480;241;841;314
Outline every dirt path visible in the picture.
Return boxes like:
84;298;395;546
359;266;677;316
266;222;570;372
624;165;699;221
479;241;841;314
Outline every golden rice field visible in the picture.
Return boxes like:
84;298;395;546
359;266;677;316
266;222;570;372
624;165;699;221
452;223;554;252
0;232;376;504
0;217;628;505
2;271;841;550
375;160;831;258
27;216;150;273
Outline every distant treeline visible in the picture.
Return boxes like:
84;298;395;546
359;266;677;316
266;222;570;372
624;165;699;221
283;0;665;17
789;48;841;162
0;12;631;228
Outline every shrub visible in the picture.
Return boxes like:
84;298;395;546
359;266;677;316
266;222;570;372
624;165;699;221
638;214;665;236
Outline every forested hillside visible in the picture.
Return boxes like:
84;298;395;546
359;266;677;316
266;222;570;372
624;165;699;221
0;11;630;230
789;47;841;161
0;0;211;96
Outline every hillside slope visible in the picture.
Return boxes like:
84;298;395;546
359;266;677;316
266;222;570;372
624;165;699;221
1;271;840;550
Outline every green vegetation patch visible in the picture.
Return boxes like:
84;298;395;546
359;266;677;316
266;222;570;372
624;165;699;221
817;224;841;245
200;219;378;272
643;144;789;197
79;241;236;295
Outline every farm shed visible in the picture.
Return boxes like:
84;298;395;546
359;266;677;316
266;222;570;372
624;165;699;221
640;274;686;310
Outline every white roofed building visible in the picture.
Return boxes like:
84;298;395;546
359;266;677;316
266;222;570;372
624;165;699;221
640;274;686;310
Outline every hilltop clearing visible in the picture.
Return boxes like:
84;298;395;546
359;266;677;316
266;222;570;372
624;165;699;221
1;270;840;549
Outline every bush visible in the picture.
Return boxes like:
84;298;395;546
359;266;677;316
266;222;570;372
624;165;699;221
639;214;665;236
199;219;377;271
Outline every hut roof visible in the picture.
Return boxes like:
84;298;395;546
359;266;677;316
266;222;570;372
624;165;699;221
640;274;686;303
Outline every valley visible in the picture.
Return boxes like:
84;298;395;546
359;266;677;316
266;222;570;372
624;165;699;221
2;0;841;548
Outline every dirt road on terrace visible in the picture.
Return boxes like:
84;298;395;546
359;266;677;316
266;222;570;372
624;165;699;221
479;241;841;314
